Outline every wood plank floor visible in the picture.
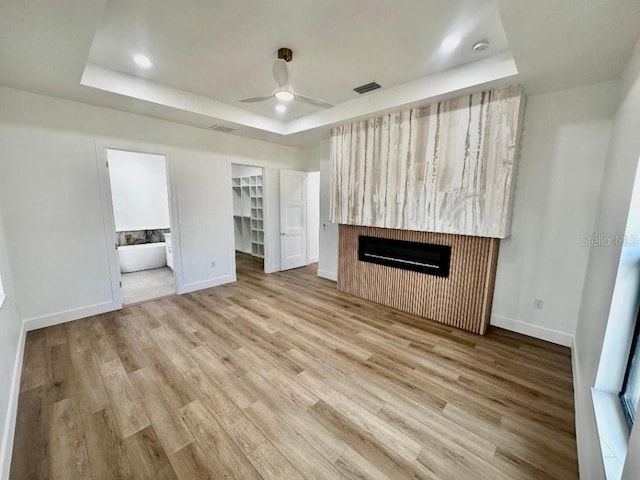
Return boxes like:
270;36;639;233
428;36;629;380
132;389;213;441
10;253;578;479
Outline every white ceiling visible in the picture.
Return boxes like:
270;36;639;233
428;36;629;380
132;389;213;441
496;0;640;95
0;0;639;147
87;0;509;120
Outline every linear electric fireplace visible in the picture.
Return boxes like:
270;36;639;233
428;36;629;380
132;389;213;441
339;225;500;334
358;236;451;278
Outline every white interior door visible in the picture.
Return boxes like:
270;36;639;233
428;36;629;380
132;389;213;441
280;170;308;270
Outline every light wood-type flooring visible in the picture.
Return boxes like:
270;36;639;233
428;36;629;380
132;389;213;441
10;253;578;479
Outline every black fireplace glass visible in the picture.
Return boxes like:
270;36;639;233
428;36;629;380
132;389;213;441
358;236;451;278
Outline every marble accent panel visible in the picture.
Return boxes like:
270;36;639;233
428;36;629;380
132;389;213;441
117;228;170;246
330;85;524;238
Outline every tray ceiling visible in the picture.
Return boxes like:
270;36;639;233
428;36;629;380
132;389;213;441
1;0;638;146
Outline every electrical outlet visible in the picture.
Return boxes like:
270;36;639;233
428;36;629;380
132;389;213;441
534;298;544;309
210;261;216;268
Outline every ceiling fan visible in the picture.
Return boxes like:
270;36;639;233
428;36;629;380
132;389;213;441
239;48;333;109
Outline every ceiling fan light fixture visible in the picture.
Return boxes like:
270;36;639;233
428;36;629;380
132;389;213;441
238;51;332;108
275;104;287;114
275;90;295;102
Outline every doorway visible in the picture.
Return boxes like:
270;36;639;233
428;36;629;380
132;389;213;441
232;164;266;274
105;149;176;305
279;169;320;271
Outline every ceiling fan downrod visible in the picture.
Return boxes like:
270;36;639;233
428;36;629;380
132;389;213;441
277;48;293;63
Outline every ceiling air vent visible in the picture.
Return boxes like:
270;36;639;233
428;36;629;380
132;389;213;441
209;124;234;133
353;82;382;94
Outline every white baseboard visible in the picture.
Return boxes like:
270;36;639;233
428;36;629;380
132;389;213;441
0;322;26;480
308;256;319;264
180;274;236;294
265;264;280;274
317;269;337;282
23;301;118;332
490;314;574;347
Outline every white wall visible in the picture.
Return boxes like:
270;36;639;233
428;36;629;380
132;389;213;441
231;164;262;177
0;205;25;479
170;150;235;291
0;86;303;329
304;141;338;280
1;125;116;325
107;150;171;232
572;38;640;480
491;81;618;346
307;172;320;264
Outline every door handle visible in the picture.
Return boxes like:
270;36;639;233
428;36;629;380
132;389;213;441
281;232;287;236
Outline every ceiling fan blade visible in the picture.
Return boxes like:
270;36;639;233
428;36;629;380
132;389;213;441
238;95;273;103
295;94;333;108
272;59;289;88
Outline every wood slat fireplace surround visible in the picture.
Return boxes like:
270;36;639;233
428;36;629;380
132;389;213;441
338;225;500;334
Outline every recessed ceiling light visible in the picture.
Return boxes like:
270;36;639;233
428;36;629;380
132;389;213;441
472;40;490;52
441;35;461;52
133;54;152;68
275;91;294;102
275;104;287;114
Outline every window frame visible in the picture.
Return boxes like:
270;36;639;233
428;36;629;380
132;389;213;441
619;302;640;429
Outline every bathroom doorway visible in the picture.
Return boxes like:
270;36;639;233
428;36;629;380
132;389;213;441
105;149;176;305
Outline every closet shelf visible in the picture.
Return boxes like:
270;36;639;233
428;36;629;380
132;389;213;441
233;173;264;258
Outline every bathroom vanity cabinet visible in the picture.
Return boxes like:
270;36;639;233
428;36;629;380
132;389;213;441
164;233;173;270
